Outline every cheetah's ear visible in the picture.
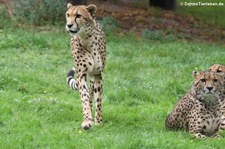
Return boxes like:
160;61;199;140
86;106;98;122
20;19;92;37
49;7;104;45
192;71;199;78
86;4;97;17
67;3;73;9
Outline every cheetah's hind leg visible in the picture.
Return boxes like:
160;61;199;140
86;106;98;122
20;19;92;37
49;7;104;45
67;67;78;90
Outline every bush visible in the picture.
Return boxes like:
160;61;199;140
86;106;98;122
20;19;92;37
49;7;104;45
0;6;12;29
142;28;176;41
142;28;164;40
99;16;120;35
13;0;66;25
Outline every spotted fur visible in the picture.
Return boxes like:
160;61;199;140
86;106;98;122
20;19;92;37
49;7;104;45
166;70;225;138
65;3;106;129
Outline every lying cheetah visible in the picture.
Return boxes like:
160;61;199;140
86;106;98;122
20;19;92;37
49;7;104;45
209;64;225;74
165;70;225;138
65;3;106;129
209;64;225;130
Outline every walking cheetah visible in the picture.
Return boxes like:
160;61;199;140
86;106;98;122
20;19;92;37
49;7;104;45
65;3;106;129
165;70;225;138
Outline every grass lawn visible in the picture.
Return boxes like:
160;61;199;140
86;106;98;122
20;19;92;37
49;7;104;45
0;27;225;148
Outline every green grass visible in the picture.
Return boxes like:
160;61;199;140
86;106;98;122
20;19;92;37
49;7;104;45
177;0;225;28
0;27;225;148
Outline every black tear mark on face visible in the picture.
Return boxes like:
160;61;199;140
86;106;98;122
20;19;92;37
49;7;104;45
76;14;82;18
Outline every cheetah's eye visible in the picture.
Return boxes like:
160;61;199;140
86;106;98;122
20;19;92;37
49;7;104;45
200;79;206;82
76;14;82;18
213;79;218;82
67;13;70;17
217;70;222;73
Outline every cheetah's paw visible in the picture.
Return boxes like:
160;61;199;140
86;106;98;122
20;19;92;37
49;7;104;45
81;120;93;130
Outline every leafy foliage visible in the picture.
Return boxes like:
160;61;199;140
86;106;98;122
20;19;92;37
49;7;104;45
99;16;120;35
13;0;66;25
142;28;176;41
0;6;12;29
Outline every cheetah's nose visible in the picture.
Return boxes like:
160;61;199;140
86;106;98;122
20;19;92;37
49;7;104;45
67;24;73;28
207;86;213;91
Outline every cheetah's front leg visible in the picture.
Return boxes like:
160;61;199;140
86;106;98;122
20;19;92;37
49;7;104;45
89;79;94;112
190;131;207;139
188;121;207;139
94;74;103;125
189;124;207;139
78;74;93;129
211;131;221;138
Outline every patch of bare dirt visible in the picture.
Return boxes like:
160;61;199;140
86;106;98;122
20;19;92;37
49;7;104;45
90;0;225;43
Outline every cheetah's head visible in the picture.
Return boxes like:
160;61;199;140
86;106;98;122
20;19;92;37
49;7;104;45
208;64;225;87
65;3;97;36
192;70;224;101
209;64;225;73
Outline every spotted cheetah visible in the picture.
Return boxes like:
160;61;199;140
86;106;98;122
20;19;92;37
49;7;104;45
209;64;225;74
65;3;106;129
165;70;225;138
208;64;225;130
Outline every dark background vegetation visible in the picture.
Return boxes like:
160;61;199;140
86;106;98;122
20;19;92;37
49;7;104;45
1;0;224;43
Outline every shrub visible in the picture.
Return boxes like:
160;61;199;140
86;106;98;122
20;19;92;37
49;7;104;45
99;16;120;35
142;28;176;41
13;0;66;25
0;6;12;29
142;28;164;40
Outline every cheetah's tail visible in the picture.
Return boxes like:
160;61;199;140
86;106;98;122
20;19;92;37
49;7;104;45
67;68;78;90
